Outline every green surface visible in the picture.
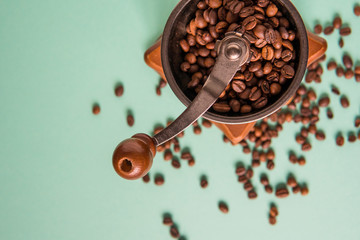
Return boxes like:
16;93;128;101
0;0;360;239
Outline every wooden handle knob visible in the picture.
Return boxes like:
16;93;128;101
112;134;156;180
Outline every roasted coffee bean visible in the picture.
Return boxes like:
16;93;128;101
348;133;357;142
264;28;276;44
340;27;351;36
171;159;181;169
289;153;297;164
327;61;337;71
318;96;330;107
213;102;231;112
340;96;350;108
260;80;270;94
355;117;360;128
314;24;322;34
355;5;360;16
249;87;262;101
231;80;246;93
260;175;269;185
238;175;247;183
202;118;212;128
270;205;278;217
336;135;344;146
219;202;229;213
115;85;124;97
163;216;173;226
215;21;228;33
200;178;208;188
324;26;334;35
264;185;273;193
239;6;255;18
263;62;273;74
248;190;258;199
229;1;244;14
164;150;173;161
209;9;218;25
243;16;257;30
253;24;266;39
142;174;150;183
209;0;222;9
327;108;334;119
253;97;268;109
333;16;342;29
154;175;164;185
298;156;306;166
336;66;345;77
92;105;100;115
267;160;275;170
229;99;241;112
266;3;278;17
287;176;297;188
249;61;262;72
343;55;353;69
257;0;270;8
244;181;253;191
262;45;274;60
276;187;289;198
281;65;295;78
127;114;134;127
170;226;180;238
339;38;344;48
344;69;354;79
301;185;309;196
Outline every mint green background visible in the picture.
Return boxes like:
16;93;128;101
1;0;360;239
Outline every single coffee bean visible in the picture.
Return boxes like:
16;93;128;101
231;80;246;93
324;26;334;35
213;102;231;112
209;9;218;25
315;131;326;141
340;27;351;36
171;159;181;169
318;96;330;107
249;87;262;101
243;16;257;30
164;150;173;161
253;97;268;109
239;6;255;18
265;185;273;193
127;114;134;127
248;190;258;199
208;0;222;9
229;99;241;112
327;108;334;119
348;133;357;143
275;187;289;198
281;65;295;79
343;55;353;69
267;160;275;170
92;105;100;115
260;80;270;94
154;175;164;185
314;24;322;34
265;28;276;44
336;66;345;77
202;118;212;128
266;3;278;17
260;175;269;185
287;176;297;187
170;226;180;238
355;5;360;16
289;153;297;164
298;156;306;166
355;117;360;128
262;45;274;60
292;185;300;194
281;49;293;62
238;175;247;183
244;181;253;191
355;66;360;75
188;158;195;166
253;24;266;39
270;205;279;217
142;174;150;183
327;61;337;70
218;202;229;213
163;216;173;226
339;38;344;48
229;1;244;14
269;83;281;95
301;185;309;196
257;0;270;8
336;135;344;146
115;85;124;97
333;16;342;29
344;69;354;79
340;96;350;108
200;179;208;188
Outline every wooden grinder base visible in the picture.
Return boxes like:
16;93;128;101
145;31;327;144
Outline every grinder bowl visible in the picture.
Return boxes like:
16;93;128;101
161;0;308;124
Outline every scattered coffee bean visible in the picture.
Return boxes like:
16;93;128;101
115;85;124;97
327;108;334;119
163;216;173;226
170;226;180;238
300;185;309;196
298;156;306;166
142;174;150;183
287;176;297;188
219;202;229;213
267;160;275;170
315;131;326;141
265;185;273;193
331;86;340;95
92;105;100;115
248;190;258;199
355;5;360;16
327;61;337;71
340;96;350;108
339;38;344;48
343;55;353;69
201;178;208;188
127;114;134;127
336;135;344;146
188;158;195;166
318;96;330;107
336;66;345;77
275;187;289;198
292;185;300;194
348;133;357;143
333;17;342;29
269;205;279;217
155;175;164;185
355;117;360;128
339;27;351;36
323;26;334;35
314;24;322;34
202;118;212;128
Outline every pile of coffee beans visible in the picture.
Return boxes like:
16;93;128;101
179;0;298;114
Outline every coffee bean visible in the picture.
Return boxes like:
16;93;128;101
298;156;306;166
340;96;350;108
154;175;164;185
265;185;273;193
281;49;293;62
260;175;269;185
336;66;345;77
270;205;279;217
127;114;134;127
236;165;246;176
262;45;274;60
266;3;278;17
213;102;231;112
164;150;173;161
142;174;150;183
253;97;268;109
229;1;244;14
239;6;255;18
348;133;357;143
333;16;342;29
281;65;295;78
275;187;289;198
229;99;241;112
218;202;229;213
257;0;270;8
287;176;297;187
314;24;322;34
299;185;309;196
209;0;222;9
302;142;312;152
327;61;337;71
92;105;100;115
248;190;258;199
244;181;253;191
249;87;262;101
201;178;208;188
318;96;330;107
324;26;334;35
339;38;344;48
243;16;257;30
163;216;173;226
355;117;360;128
270;83;281;95
188;158;195;166
292;185;300;194
355;6;360;16
170;226;180;238
343;55;353;69
336;135;344;146
340;27;351;36
344;69;354;79
289;153;297;164
267;160;275;170
315;131;326;141
202;118;212;128
253;24;266;39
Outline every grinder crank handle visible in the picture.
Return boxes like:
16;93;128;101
113;32;251;180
